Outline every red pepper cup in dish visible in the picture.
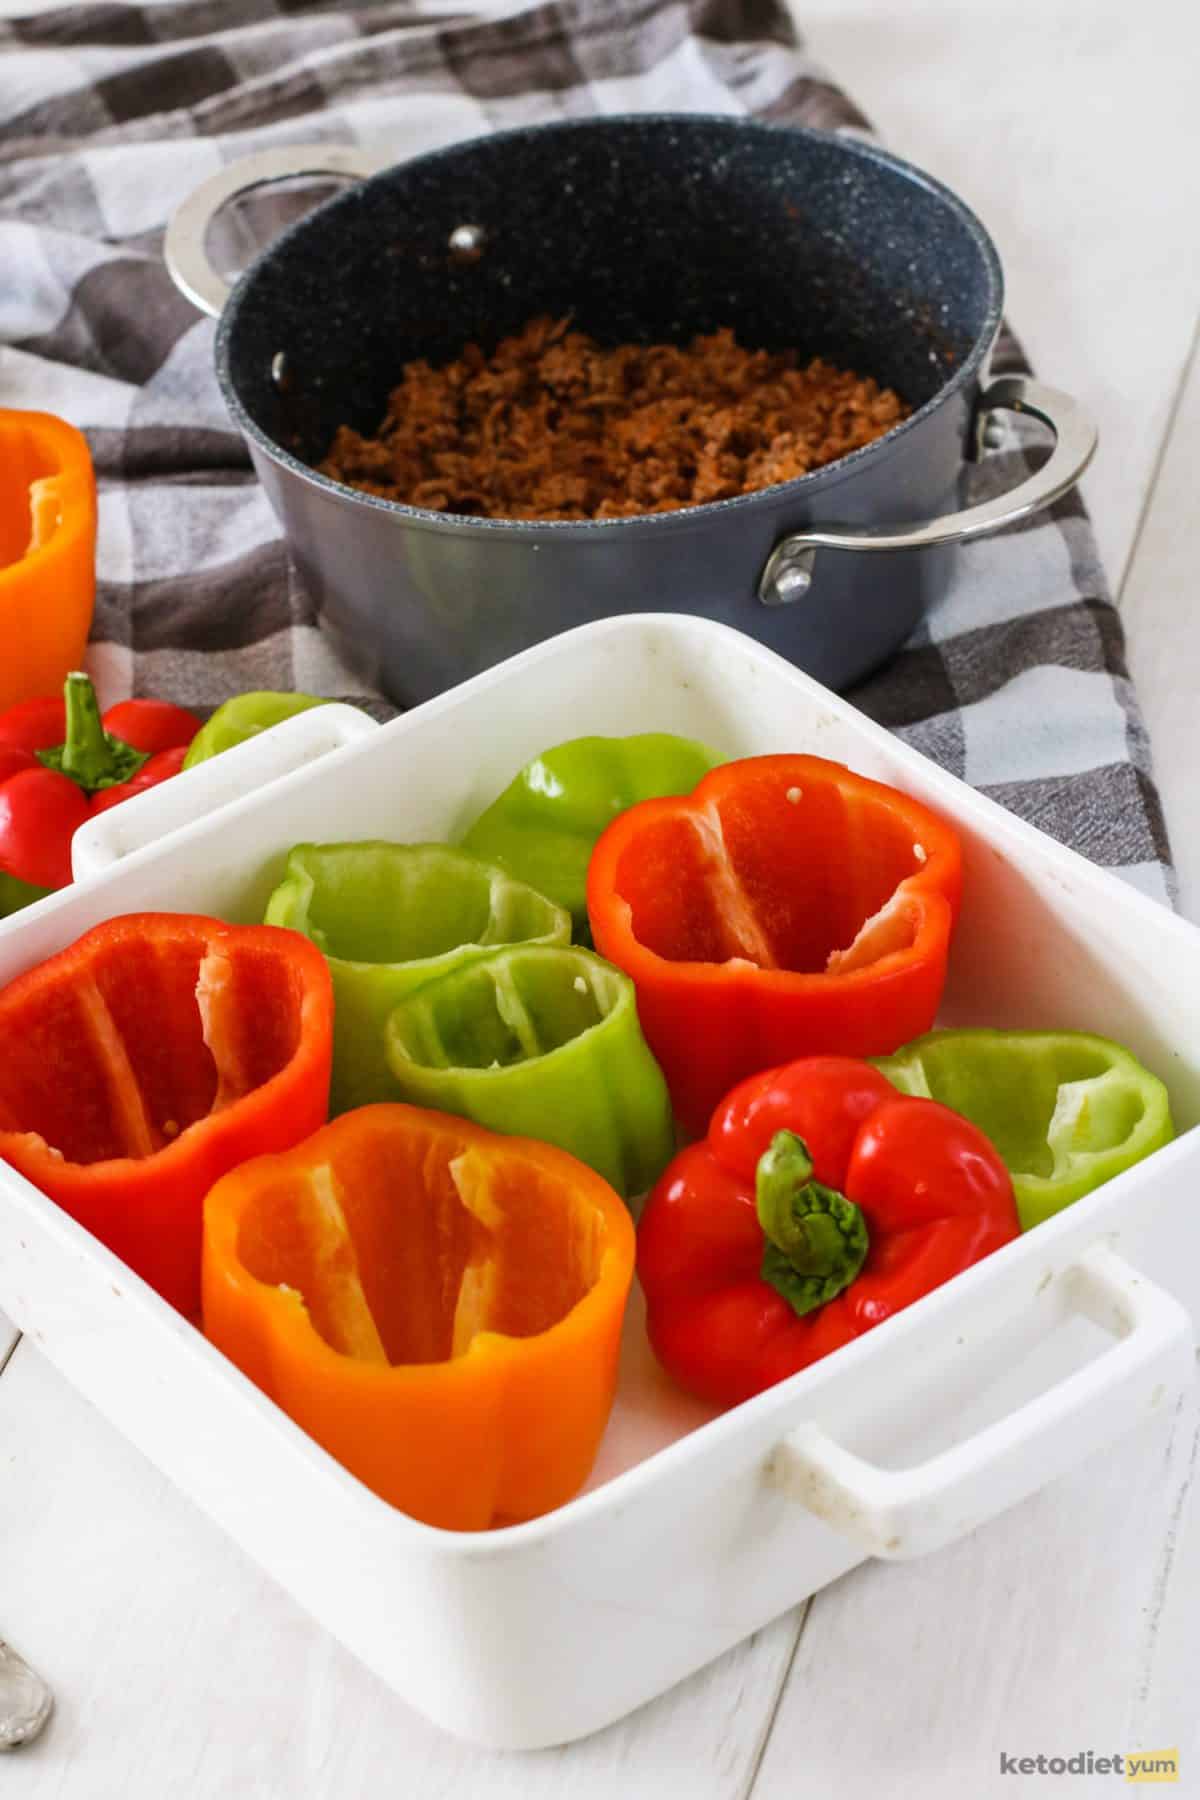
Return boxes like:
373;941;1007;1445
0;914;333;1316
587;754;963;1136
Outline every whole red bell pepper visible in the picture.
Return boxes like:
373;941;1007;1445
0;913;334;1317
0;671;200;900
587;754;963;1136
637;1056;1019;1406
99;697;202;756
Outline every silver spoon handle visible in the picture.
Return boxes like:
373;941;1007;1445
0;1640;52;1750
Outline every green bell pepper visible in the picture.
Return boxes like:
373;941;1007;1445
874;1028;1174;1230
0;869;51;919
183;692;331;768
383;943;675;1198
460;733;724;938
264;842;570;1112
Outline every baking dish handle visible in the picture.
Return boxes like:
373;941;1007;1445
164;144;382;319
70;703;379;881
758;376;1097;606
768;1243;1193;1560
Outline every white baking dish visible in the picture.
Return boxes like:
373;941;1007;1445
0;615;1196;1751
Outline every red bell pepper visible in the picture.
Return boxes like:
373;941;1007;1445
88;745;190;815
0;694;70;757
588;754;963;1136
0;684;199;760
0;914;334;1317
100;698;202;756
637;1056;1019;1406
0;671;201;904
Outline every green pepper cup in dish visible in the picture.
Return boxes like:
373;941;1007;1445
265;842;570;1111
460;732;724;938
384;943;675;1199
875;1028;1174;1230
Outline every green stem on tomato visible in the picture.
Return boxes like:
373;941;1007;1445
756;1129;870;1318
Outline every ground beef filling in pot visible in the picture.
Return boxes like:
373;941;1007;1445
318;316;910;521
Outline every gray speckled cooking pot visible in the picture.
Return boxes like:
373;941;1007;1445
166;117;1094;707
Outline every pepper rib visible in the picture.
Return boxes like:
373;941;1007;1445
691;800;778;967
300;1162;387;1364
75;977;160;1160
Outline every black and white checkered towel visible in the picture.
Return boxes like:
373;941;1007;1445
0;0;1173;901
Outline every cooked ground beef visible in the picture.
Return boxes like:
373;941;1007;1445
318;315;910;520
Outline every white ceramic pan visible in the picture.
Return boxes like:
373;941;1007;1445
0;616;1195;1749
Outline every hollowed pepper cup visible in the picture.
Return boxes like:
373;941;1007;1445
384;943;675;1198
264;841;570;1111
202;1105;636;1530
0;913;333;1316
587;753;963;1137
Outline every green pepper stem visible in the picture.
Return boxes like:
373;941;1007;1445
36;671;149;794
756;1129;870;1319
60;672;115;784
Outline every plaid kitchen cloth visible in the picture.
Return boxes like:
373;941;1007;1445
0;0;1173;902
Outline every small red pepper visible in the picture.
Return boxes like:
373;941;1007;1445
0;671;200;900
100;698;201;756
637;1057;1020;1407
0;914;334;1317
0;768;88;888
0;691;198;759
587;755;963;1137
0;746;36;785
0;695;69;757
88;745;190;816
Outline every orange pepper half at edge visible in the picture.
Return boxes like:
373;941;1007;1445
202;1105;636;1532
0;410;97;710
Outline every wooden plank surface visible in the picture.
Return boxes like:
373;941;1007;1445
1121;325;1200;920
800;0;1200;594
0;1341;804;1797
756;1387;1200;1800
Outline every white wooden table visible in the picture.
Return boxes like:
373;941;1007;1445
3;4;1200;1794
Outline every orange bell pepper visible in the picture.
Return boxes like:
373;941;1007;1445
202;1105;636;1531
0;914;334;1317
0;411;97;710
587;754;963;1137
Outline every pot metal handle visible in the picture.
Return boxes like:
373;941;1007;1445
758;376;1098;606
164;144;381;319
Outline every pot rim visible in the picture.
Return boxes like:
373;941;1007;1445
215;113;1006;539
